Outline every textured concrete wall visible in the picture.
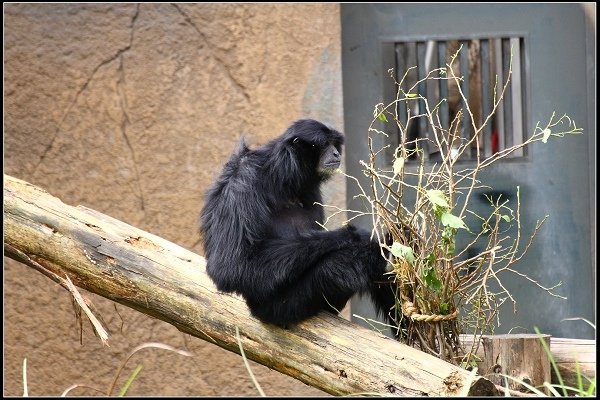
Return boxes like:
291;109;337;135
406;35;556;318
4;3;344;396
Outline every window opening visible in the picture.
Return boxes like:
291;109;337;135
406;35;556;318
383;37;527;164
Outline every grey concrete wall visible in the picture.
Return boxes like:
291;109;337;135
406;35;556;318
4;3;344;396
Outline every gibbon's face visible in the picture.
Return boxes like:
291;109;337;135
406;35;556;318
285;119;344;179
290;135;342;179
317;142;341;178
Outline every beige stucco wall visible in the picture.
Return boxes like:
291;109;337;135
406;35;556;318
4;3;345;396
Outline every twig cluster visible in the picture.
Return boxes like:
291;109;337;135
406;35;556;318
331;46;582;365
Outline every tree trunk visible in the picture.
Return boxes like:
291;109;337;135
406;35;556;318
3;174;498;396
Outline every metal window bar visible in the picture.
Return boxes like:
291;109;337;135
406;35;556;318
480;39;492;159
510;37;524;157
416;41;429;159
387;37;527;163
437;41;449;133
459;40;471;144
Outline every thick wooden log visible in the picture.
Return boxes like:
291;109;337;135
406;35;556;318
3;174;498;396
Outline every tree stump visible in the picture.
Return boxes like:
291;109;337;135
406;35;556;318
479;334;551;394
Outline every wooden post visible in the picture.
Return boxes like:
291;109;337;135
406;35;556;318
479;334;551;394
460;334;596;388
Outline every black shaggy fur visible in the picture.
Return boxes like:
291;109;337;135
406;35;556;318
200;119;392;327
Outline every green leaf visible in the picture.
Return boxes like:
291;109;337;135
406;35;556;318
441;212;467;230
501;214;512;223
426;189;450;209
433;205;444;220
391;242;415;265
446;240;456;257
441;226;457;256
439;302;449;315
541;128;551;143
425;252;436;267
406;93;418;98
377;112;388;122
422;267;442;292
393;157;405;175
441;226;455;242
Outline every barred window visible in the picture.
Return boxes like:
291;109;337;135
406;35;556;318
382;37;528;163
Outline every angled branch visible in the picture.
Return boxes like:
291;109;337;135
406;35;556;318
3;174;497;396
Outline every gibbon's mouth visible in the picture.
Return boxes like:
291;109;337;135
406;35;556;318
324;161;341;168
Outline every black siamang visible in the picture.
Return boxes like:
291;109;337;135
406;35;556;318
200;119;394;327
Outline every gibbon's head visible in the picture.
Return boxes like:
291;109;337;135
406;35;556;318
283;119;344;180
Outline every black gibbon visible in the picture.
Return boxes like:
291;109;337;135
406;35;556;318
200;119;394;327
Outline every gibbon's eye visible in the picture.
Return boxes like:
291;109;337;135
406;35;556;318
293;137;299;144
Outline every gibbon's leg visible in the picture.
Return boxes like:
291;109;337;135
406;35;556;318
245;238;388;326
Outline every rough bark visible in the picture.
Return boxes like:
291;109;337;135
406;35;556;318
3;174;498;396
